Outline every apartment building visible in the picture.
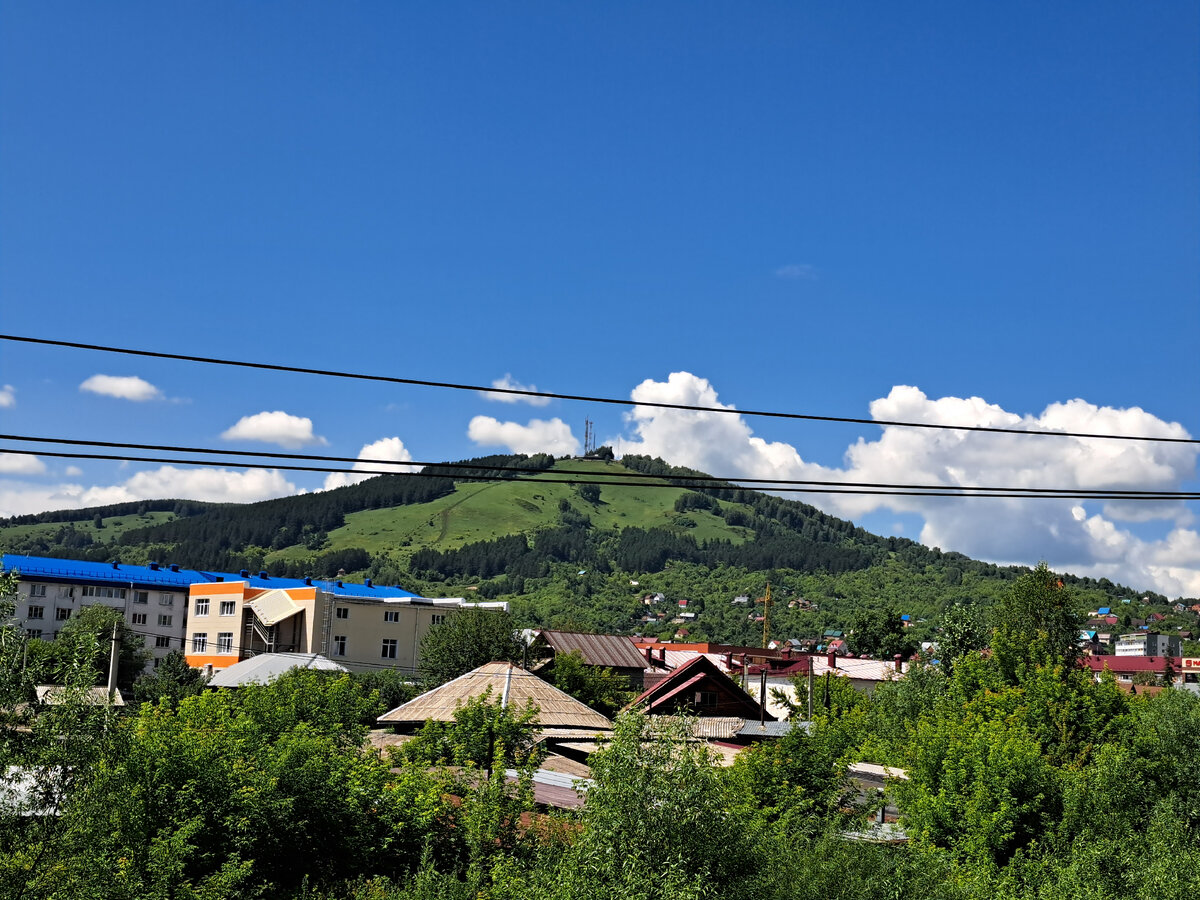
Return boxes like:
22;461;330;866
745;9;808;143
3;554;196;668
4;554;506;675
1114;631;1181;657
185;576;506;675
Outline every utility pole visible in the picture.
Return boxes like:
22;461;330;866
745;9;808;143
107;621;120;704
757;582;772;649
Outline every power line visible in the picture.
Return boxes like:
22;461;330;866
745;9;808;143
3;333;1195;445
5;431;1194;496
1;441;1196;500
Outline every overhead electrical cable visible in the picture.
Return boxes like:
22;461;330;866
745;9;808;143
1;442;1195;500
3;334;1195;445
5;432;1192;496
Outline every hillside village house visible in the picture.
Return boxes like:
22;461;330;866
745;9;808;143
3;554;504;675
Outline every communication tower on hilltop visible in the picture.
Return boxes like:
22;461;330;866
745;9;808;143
583;418;596;456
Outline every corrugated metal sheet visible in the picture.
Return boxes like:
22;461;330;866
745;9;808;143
378;662;613;732
541;631;648;670
246;588;303;626
207;652;347;687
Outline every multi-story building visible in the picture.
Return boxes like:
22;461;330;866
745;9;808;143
1114;631;1181;657
3;555;197;668
185;574;505;675
3;554;505;675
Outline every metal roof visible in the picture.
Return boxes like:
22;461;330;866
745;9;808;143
2;554;422;598
379;662;613;732
539;630;648;670
206;653;347;687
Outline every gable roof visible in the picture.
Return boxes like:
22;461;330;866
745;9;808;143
378;662;613;732
537;630;647;670
627;654;775;721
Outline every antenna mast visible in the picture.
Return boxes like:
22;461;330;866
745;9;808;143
583;418;595;456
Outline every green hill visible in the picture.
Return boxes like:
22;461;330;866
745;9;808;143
0;452;1174;645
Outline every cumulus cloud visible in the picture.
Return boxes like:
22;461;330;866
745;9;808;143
64;466;83;477
324;437;418;490
221;411;327;448
0;385;14;408
468;416;580;456
0;454;46;475
79;374;163;402
618;373;1200;597
480;374;552;406
0;467;297;517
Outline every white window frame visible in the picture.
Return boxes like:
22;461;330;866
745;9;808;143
381;638;398;660
384;610;400;623
219;600;236;617
133;591;149;605
335;607;349;619
27;605;44;620
29;584;46;598
333;635;347;657
191;634;208;653
158;614;173;627
195;598;210;616
132;613;147;626
216;632;233;654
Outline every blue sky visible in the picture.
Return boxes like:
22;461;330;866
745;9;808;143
2;3;1198;595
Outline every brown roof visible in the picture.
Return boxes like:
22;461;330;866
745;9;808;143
538;630;648;670
378;662;613;732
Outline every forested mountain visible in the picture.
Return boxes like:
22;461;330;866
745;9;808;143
0;452;1177;644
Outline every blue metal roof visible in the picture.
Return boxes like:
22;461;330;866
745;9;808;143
2;554;421;599
1098;607;1111;615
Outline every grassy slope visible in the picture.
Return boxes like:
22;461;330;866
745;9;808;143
301;460;753;564
2;511;177;545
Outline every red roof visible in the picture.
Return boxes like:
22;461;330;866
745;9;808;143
1080;656;1180;674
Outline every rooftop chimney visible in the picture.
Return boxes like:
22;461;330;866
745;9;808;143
827;650;837;669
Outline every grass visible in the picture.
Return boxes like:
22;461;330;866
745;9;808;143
318;459;754;559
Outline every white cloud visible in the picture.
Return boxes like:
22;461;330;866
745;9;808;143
775;263;818;280
480;374;552;406
79;374;162;402
0;467;298;517
221;411;327;448
0;454;46;475
64;466;83;477
618;373;1200;597
324;437;418;490
468;416;580;456
0;385;14;408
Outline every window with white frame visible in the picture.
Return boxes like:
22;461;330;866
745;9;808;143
381;638;398;659
158;614;172;627
26;629;42;639
219;601;235;616
133;591;149;605
57;586;72;599
155;636;171;648
195;598;209;616
384;610;400;623
82;586;126;599
431;614;446;625
191;634;207;653
28;584;46;598
55;608;71;621
132;613;147;626
159;593;174;606
333;635;347;656
27;606;43;619
335;607;349;619
217;632;233;653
